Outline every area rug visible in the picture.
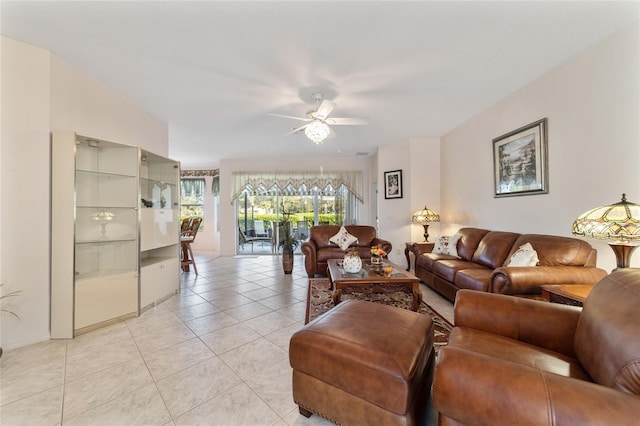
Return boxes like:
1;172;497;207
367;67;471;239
305;278;453;350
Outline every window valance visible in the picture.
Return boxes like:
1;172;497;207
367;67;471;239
181;170;220;196
231;171;364;203
181;178;205;198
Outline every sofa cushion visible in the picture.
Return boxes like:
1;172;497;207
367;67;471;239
455;268;493;292
433;234;461;257
448;327;591;381
574;269;640;395
416;252;456;273
455;228;491;262
329;226;358;251
471;231;520;269
309;225;378;249
316;246;373;262
432;259;486;283
507;242;539;267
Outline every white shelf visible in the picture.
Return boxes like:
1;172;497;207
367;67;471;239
51;132;180;338
139;149;180;311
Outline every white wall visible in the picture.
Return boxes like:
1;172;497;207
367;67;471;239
408;139;441;242
218;156;372;256
377;138;441;264
50;55;168;154
1;38;51;349
0;37;169;350
440;23;640;271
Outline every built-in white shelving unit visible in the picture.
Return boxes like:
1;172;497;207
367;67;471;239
139;149;180;311
51;132;180;338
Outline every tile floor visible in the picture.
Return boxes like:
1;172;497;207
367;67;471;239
0;253;453;426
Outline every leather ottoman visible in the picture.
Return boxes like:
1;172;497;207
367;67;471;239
289;299;435;425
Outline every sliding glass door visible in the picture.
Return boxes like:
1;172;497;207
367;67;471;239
236;184;359;255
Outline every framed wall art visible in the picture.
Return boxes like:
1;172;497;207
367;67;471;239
493;118;548;198
384;170;403;199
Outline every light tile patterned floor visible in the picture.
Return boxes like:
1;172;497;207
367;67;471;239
0;253;453;425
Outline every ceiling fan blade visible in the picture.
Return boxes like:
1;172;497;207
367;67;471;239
284;123;310;136
326;117;369;126
315;100;335;120
268;112;310;122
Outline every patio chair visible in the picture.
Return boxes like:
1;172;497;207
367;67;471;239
296;220;309;241
254;221;268;237
239;227;271;252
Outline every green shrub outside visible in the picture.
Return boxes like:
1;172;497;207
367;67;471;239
238;213;339;231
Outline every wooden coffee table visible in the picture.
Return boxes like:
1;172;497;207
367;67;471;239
327;259;422;311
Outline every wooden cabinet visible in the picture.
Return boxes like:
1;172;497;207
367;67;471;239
51;133;179;338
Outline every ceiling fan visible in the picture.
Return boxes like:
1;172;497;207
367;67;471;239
269;92;369;144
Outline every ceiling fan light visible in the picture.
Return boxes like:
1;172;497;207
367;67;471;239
304;120;330;144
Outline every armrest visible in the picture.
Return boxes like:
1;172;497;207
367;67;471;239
433;347;640;426
371;238;392;255
301;240;318;277
454;290;581;356
490;266;608;295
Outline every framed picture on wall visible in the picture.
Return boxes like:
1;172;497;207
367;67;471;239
493;118;548;198
384;170;403;199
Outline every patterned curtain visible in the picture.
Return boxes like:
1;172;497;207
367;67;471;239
181;169;220;196
231;171;364;203
181;178;205;197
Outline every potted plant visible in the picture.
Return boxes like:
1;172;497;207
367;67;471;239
278;233;300;274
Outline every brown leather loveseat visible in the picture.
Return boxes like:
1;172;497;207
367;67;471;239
433;268;640;425
301;225;392;277
415;227;607;301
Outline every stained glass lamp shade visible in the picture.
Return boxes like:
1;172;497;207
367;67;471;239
412;206;440;242
572;193;640;268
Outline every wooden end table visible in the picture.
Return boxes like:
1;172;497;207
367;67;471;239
540;284;594;307
327;259;422;311
404;242;435;271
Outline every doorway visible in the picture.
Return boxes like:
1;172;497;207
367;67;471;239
236;184;359;255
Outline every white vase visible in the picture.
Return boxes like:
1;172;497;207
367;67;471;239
343;254;362;273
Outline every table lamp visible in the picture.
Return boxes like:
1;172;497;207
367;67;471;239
92;209;115;238
412;206;440;242
571;193;640;269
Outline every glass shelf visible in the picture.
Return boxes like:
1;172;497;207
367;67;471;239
76;169;136;178
140;178;178;209
75;135;138;176
75;269;137;282
75;207;137;242
74;239;138;280
76;171;138;208
139;150;179;209
76;239;137;245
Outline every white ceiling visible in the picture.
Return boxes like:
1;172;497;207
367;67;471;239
2;1;639;168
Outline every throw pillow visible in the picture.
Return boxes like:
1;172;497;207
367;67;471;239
507;242;539;267
432;234;461;257
329;226;358;251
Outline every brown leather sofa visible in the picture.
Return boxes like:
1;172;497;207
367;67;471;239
433;269;640;425
301;225;392;277
414;227;607;301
